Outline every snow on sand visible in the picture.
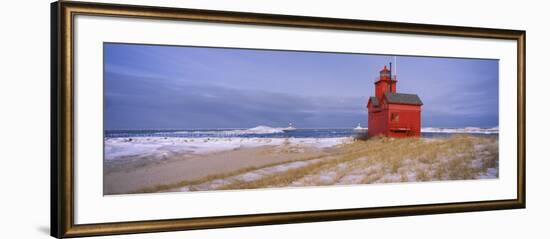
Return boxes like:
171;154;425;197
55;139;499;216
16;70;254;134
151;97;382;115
104;137;350;161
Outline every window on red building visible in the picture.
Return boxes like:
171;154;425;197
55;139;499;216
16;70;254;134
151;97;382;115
391;113;400;122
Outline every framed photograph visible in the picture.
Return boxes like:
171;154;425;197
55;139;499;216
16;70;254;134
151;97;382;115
51;1;526;238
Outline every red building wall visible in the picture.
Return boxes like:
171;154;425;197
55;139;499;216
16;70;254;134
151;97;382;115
367;107;388;136
386;104;421;137
367;104;421;137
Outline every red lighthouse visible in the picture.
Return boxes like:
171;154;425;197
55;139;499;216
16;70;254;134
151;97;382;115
366;64;423;137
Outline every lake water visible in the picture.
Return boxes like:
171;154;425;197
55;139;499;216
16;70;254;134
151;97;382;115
105;126;498;139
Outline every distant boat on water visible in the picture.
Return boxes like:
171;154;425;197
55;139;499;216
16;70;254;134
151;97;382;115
282;123;296;132
353;123;368;133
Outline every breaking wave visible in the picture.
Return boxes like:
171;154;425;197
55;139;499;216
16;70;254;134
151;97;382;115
159;125;286;137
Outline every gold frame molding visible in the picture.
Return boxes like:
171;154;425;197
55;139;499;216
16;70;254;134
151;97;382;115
51;1;526;238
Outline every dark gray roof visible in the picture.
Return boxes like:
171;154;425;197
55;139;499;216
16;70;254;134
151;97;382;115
384;92;423;105
369;96;380;107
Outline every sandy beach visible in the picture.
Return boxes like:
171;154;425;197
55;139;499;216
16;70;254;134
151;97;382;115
103;142;333;194
104;135;498;195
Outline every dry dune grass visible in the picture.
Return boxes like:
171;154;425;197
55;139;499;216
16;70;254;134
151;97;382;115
218;135;498;190
139;135;498;193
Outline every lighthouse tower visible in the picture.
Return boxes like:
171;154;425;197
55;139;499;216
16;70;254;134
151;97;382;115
375;65;398;99
366;64;423;138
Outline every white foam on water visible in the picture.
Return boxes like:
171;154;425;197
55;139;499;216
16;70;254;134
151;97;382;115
421;126;499;134
104;137;351;161
155;125;286;137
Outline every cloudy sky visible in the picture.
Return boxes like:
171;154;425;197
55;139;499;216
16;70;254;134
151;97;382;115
104;43;498;130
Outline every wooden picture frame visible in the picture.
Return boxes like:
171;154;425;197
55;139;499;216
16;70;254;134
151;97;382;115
51;1;526;238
